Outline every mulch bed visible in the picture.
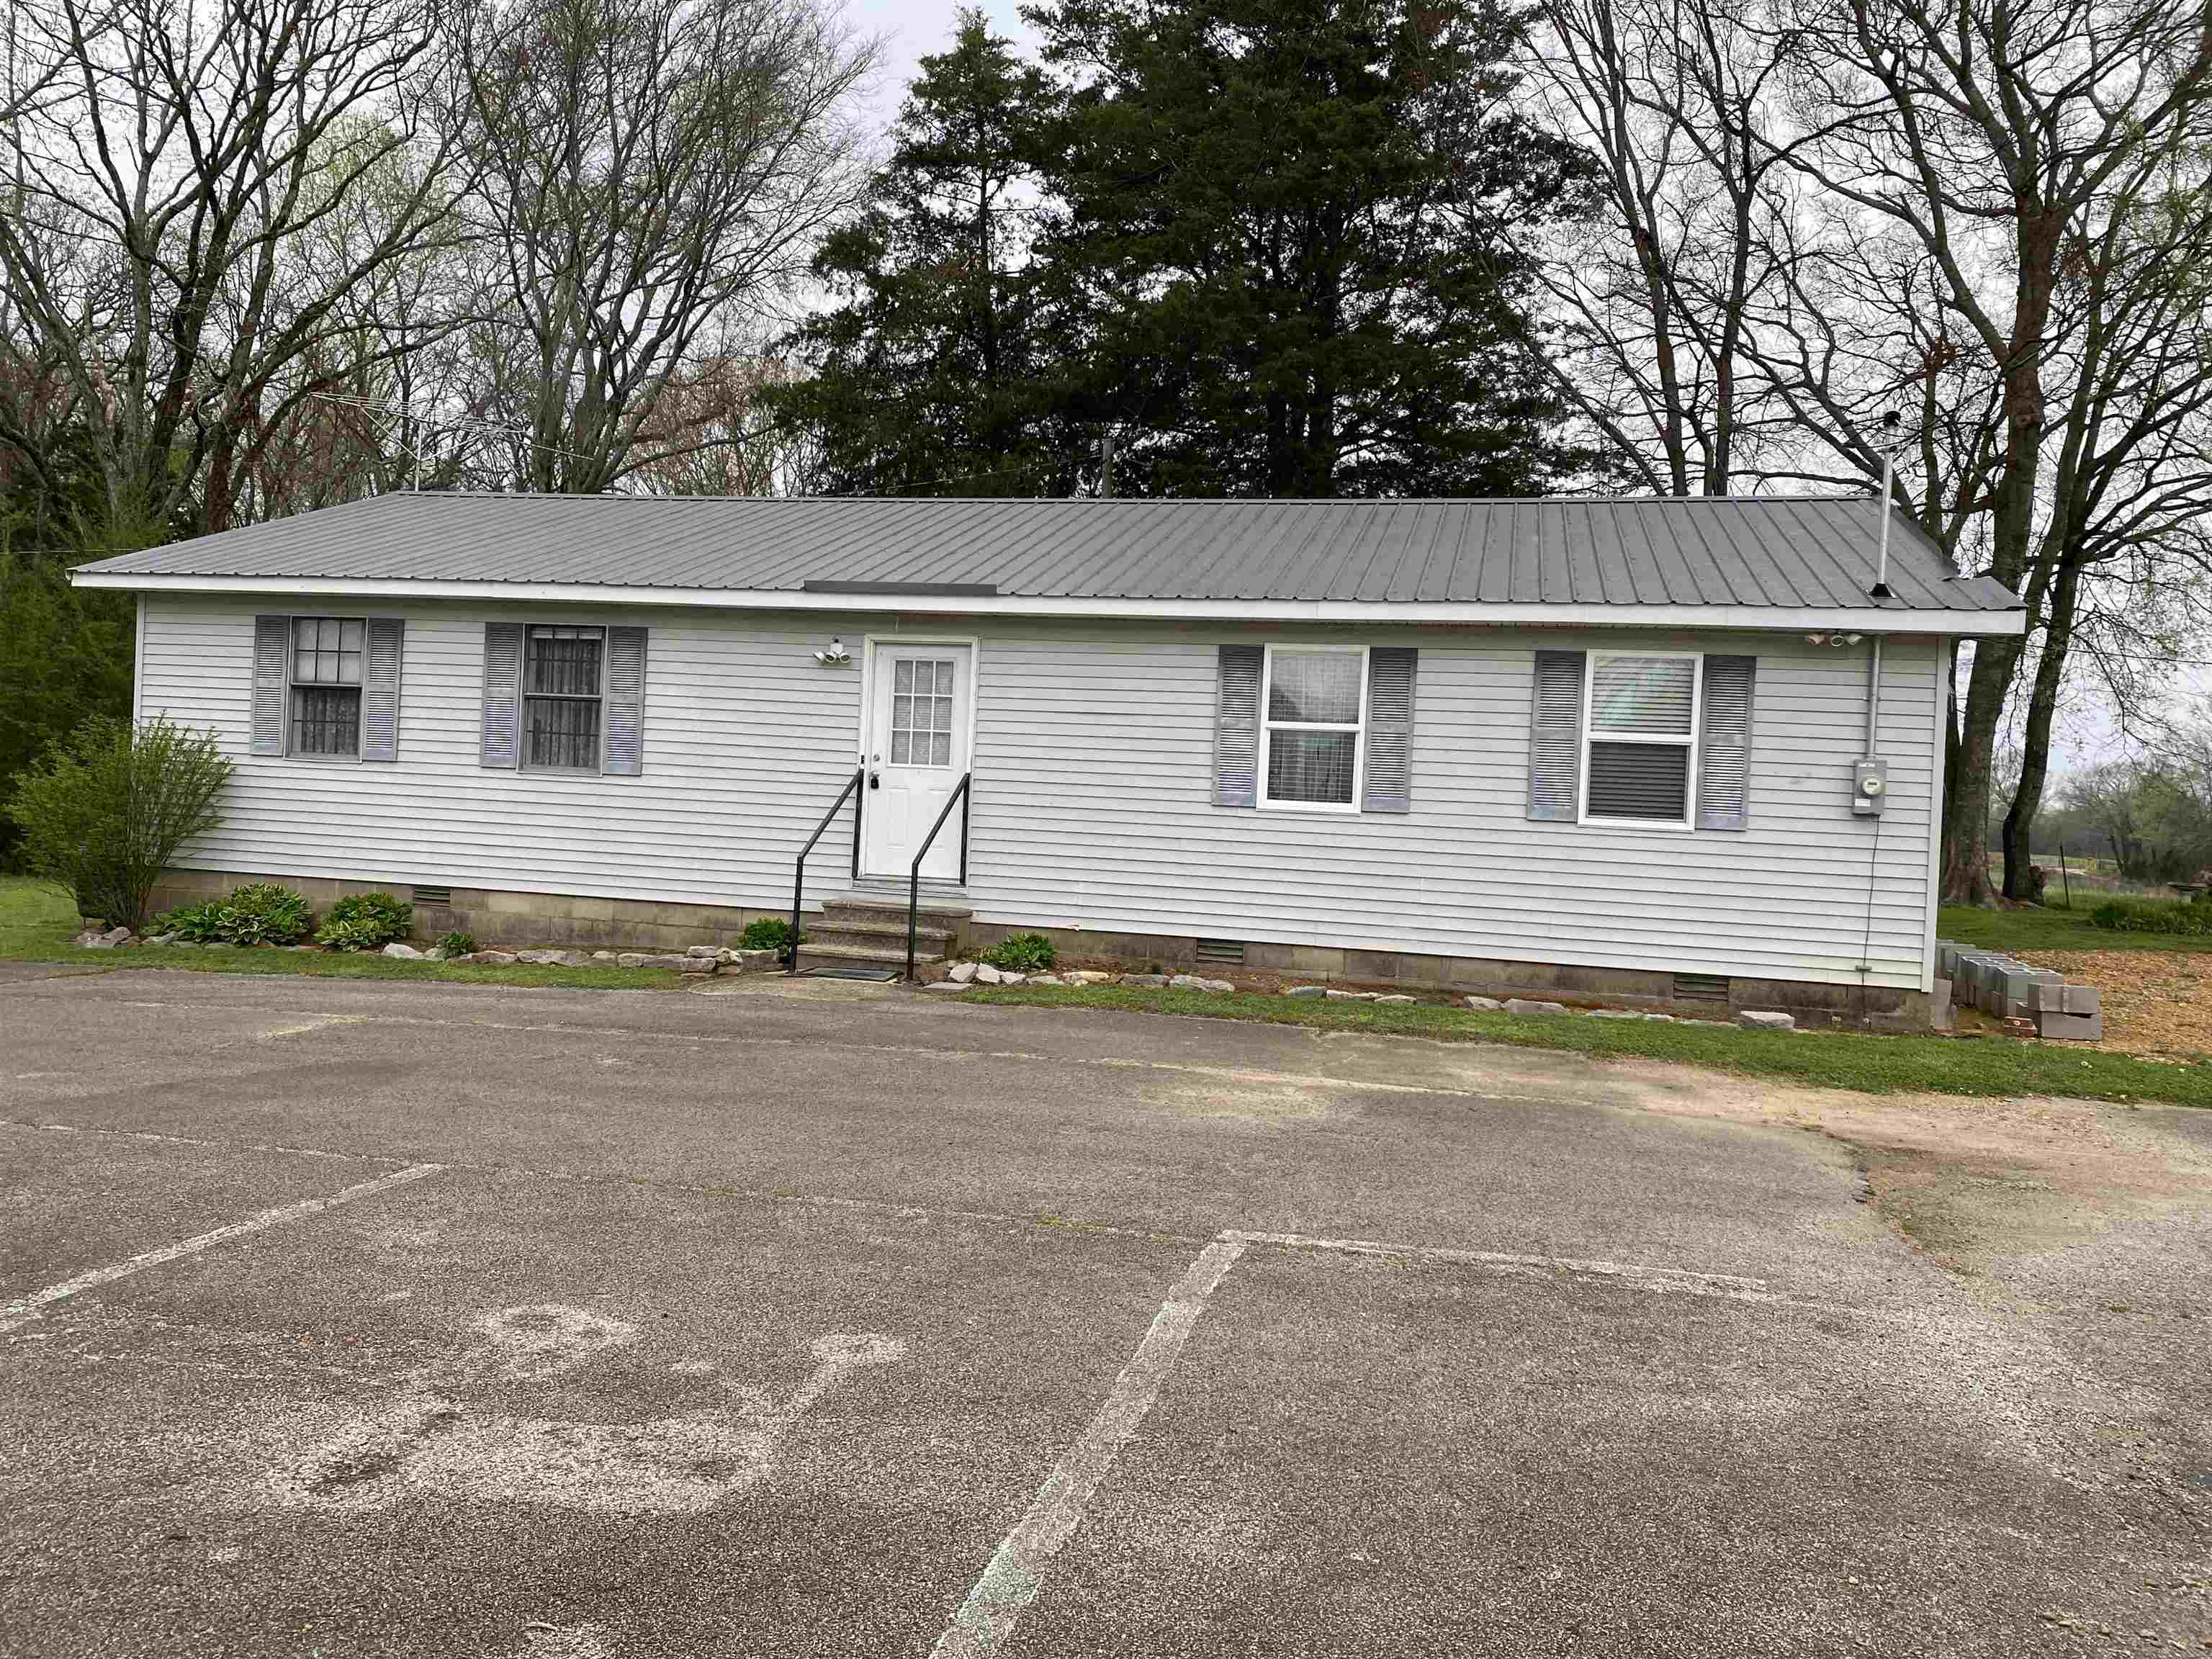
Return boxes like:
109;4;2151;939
2014;946;2212;1057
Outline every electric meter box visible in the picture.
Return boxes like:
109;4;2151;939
1852;756;1888;816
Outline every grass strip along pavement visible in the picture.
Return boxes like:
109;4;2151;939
9;878;2207;1108
954;981;2212;1110
0;878;679;992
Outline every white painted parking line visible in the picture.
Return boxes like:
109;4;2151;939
930;1238;1246;1658
0;1162;444;1334
1223;1228;1787;1303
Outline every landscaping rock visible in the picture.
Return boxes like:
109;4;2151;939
1585;1008;1643;1019
1170;974;1235;992
591;950;616;961
516;948;565;965
73;930;110;948
1326;989;1380;1002
1462;995;1503;1010
1642;1012;1675;1022
462;950;516;965
923;980;967;992
948;961;978;984
1737;1010;1795;1031
685;944;719;959
1503;999;1569;1016
1374;994;1417;1005
1028;974;1064;986
997;972;1027;985
381;943;424;959
1285;985;1327;998
100;924;134;945
144;932;178;947
735;949;779;972
1119;974;1170;987
678;958;717;976
1063;970;1112;985
974;964;1005;984
616;953;651;968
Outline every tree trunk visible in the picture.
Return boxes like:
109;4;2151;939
1940;639;2019;904
2000;556;2081;899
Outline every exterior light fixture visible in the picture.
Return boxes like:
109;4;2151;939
814;636;851;666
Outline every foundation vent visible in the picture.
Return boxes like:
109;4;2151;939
1671;971;1730;1004
1195;938;1246;966
411;884;454;907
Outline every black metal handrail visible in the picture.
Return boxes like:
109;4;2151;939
788;765;864;974
907;771;972;981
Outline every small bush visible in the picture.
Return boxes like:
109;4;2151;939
2090;896;2212;936
739;916;802;953
316;916;390;953
7;714;232;930
156;881;313;946
984;931;1057;973
436;930;479;958
318;891;411;950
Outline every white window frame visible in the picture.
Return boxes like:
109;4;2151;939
1258;642;1369;814
521;622;609;773
1579;648;1701;832
285;613;367;760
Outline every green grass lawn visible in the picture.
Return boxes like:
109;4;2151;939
955;981;2212;1109
0;876;682;991
10;874;2208;1106
1937;901;2212;956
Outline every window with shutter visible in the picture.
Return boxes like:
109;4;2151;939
1582;652;1700;827
1212;644;1263;807
1260;645;1367;811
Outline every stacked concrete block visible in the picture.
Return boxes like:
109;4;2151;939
2025;979;2104;1041
1931;938;2105;1041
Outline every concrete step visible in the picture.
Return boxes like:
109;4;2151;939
819;894;973;932
800;940;945;967
808;918;956;948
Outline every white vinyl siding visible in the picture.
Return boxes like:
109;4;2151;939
138;600;1943;991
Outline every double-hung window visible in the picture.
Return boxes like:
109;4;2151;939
1582;651;1699;827
289;617;364;757
523;624;605;770
1259;644;1367;811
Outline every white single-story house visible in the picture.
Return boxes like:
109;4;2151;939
73;493;2023;1023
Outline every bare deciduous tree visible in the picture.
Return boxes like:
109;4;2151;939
446;0;875;494
0;0;469;539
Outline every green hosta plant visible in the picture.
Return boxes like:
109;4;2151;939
983;931;1056;973
436;930;480;958
156;881;314;945
318;891;412;950
739;916;802;953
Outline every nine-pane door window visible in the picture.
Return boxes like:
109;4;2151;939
524;624;606;769
289;617;364;756
890;658;956;765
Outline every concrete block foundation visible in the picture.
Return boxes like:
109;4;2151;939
154;868;1946;1029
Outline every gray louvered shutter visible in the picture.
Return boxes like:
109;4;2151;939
1696;654;1757;830
1362;647;1417;814
1212;644;1263;807
1526;649;1586;821
251;615;289;756
603;626;647;775
480;622;523;769
360;619;404;763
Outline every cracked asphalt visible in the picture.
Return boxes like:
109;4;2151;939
1;967;2207;1658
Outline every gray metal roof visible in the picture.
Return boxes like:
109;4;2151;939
74;491;2021;614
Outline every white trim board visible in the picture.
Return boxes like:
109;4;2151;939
71;571;2026;637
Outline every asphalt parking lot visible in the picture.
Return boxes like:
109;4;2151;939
3;968;2208;1658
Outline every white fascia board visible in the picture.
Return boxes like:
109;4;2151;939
72;570;2028;637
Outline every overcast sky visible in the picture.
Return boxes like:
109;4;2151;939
846;0;1038;127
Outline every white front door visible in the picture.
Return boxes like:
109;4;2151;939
861;642;974;881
